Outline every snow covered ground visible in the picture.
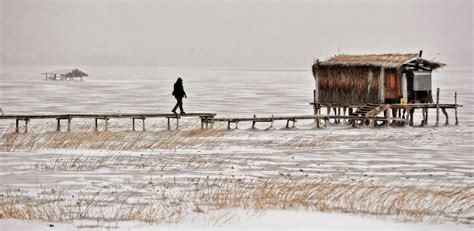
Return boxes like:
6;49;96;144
0;65;473;230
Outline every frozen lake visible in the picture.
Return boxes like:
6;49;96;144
0;65;473;228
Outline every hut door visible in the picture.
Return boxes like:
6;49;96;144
384;69;398;99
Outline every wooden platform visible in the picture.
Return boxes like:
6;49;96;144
0;113;216;133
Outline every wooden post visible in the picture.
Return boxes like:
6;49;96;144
142;118;146;131
167;117;171;130
384;106;389;127
409;109;414;126
286;119;290;128
252;115;256;129
210;117;214;129
441;108;449;125
95;118;98;132
455;92;459;125
379;67;385;104
67;117;71;132
292;119;296;128
24;119;29;133
270;115;274;129
105;118;108;132
423;108;428;126
56;118;61;132
201;118;204;129
435;88;440;127
176;117;179;130
227;121;231;129
15;119;19;133
132;118;136;131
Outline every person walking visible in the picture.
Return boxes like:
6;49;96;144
172;77;187;114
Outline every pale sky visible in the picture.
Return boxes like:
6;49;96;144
1;0;472;69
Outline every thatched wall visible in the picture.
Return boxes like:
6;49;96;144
315;65;382;105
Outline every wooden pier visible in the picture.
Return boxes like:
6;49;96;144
0;113;215;133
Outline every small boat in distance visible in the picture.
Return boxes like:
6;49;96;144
43;69;88;81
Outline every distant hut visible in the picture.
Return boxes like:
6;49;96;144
312;51;445;106
43;69;88;81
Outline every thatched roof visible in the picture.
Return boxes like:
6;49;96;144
43;69;88;77
318;53;445;69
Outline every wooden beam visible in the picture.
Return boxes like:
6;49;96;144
379;67;385;103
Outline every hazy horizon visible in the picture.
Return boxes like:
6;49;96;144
1;0;472;69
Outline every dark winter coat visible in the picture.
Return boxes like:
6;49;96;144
172;80;186;99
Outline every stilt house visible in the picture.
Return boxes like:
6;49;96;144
312;51;445;105
43;69;88;81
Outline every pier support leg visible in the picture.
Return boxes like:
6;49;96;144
95;118;98;132
252;115;256;129
176;117;179;130
455;92;459;125
435;88;440;127
422;108;428;126
15;119;19;133
142;118;146;131
24;119;29;133
167;118;171;130
269;115;274;129
132;118;135;131
56;119;61;132
201;118;204;129
67;118;71;132
227;121;231;130
441;108;449;125
286;119;290;128
409;109;414;126
105;118;108;132
384;108;389;127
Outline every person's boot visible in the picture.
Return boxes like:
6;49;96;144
180;111;186;114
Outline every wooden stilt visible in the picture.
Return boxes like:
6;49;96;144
409;109;414;126
424;108;429;126
176;117;179;130
455;92;459;125
105;118;108;132
441;108;449;125
15;119;19;133
142;118;146;131
252;115;256;129
67;117;71;132
95;118;98;132
56;118;61;132
270;115;274;129
167;117;171;130
227;121;231;129
132;118;136;131
24;119;29;133
435;88;440;127
292;119;296;128
286;119;290;128
201;118;204;129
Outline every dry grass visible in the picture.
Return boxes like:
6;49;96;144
1;176;472;224
1;128;227;152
